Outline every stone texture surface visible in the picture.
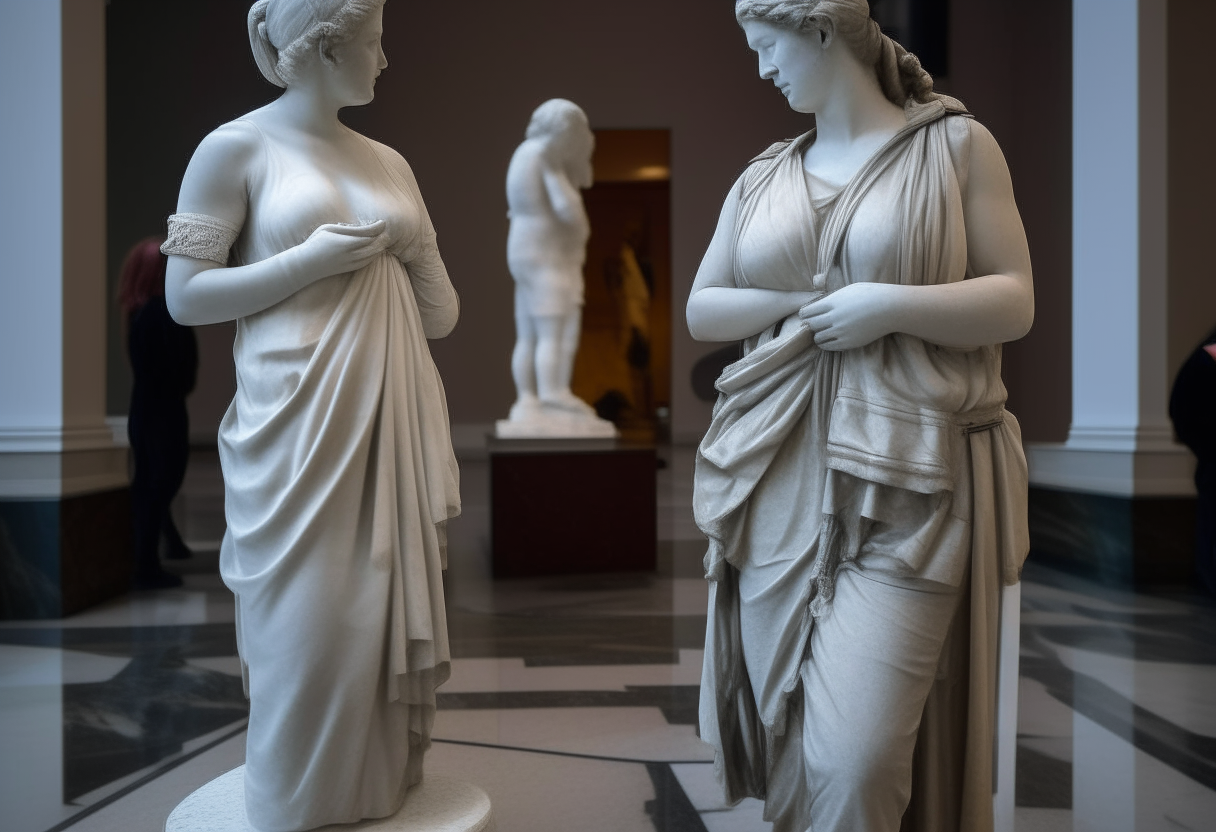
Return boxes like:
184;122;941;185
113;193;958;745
165;767;494;832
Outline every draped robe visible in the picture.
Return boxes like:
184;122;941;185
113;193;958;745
696;98;1029;832
164;123;461;832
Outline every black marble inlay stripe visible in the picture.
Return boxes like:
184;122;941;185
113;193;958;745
446;610;707;667
435;685;700;725
1019;598;1216;660
1018;564;1216;790
1020;651;1216;792
1015;744;1072;809
1022;561;1216;615
432;737;708;767
1035;622;1216;665
645;763;710;832
432;738;713;828
0;623;238;658
63;649;248;801
43;721;247;832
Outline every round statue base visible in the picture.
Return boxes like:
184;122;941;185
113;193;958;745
494;416;617;439
165;766;494;832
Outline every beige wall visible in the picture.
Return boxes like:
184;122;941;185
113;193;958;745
352;0;1079;441
108;0;1079;444
105;0;810;442
943;0;1075;443
62;0;108;436
348;1;807;440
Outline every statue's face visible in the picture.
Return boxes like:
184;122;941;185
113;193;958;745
543;123;593;187
741;18;829;114
327;6;387;106
571;128;595;188
564;125;594;165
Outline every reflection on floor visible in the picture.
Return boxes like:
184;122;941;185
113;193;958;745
1;447;1214;832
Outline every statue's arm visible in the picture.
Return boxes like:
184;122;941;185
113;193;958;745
165;122;388;326
392;153;459;339
800;121;1034;351
541;166;587;228
686;177;819;342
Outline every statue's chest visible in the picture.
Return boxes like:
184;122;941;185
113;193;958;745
831;177;905;286
244;145;419;256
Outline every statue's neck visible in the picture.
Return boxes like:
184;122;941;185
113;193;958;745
264;85;347;141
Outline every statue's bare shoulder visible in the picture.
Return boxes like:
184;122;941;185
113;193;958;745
177;119;263;220
942;115;1014;205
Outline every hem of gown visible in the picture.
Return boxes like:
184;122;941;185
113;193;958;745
246;726;434;832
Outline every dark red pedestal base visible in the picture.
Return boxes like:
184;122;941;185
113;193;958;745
489;438;657;578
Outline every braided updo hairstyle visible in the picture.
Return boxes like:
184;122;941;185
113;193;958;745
734;0;938;107
247;0;385;88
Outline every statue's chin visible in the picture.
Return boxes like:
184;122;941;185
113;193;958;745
340;87;376;108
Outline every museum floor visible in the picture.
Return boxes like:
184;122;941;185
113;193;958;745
2;447;1214;832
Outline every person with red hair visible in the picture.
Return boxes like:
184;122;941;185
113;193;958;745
118;237;197;589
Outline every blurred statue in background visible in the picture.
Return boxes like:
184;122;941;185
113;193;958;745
497;99;617;438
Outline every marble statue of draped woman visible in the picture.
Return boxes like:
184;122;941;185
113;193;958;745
689;4;1032;831
161;2;460;829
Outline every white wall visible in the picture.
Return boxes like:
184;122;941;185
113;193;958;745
0;2;64;435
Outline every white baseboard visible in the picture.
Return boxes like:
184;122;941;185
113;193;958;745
106;415;130;448
0;446;129;499
1025;440;1196;497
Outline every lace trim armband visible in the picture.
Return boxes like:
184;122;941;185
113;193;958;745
161;213;241;265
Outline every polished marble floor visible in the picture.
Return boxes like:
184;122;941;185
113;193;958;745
1;447;1214;832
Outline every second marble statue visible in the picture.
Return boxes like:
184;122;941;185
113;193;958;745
497;99;617;438
689;2;1032;832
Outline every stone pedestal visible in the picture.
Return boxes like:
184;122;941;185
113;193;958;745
165;767;493;832
489;438;657;577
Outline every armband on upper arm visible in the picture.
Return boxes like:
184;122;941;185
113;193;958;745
162;213;241;266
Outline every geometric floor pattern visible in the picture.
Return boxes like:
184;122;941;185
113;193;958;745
1;448;1213;832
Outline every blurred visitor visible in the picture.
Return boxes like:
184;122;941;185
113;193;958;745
1170;325;1216;594
118;238;198;590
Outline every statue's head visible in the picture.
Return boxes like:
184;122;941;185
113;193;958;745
526;99;594;188
733;0;936;109
247;0;387;95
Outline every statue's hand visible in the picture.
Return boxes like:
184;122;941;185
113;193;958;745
290;220;389;283
799;282;898;351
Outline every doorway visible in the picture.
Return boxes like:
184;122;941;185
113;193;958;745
573;129;672;442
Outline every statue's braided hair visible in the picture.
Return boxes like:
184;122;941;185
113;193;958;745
247;0;385;88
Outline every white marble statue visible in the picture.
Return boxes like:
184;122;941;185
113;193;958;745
496;99;616;439
161;1;465;830
688;2;1031;831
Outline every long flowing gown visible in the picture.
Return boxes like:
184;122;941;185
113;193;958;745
696;98;1028;832
162;119;460;832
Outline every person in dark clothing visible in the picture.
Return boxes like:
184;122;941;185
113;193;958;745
1170;325;1216;595
118;238;198;589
